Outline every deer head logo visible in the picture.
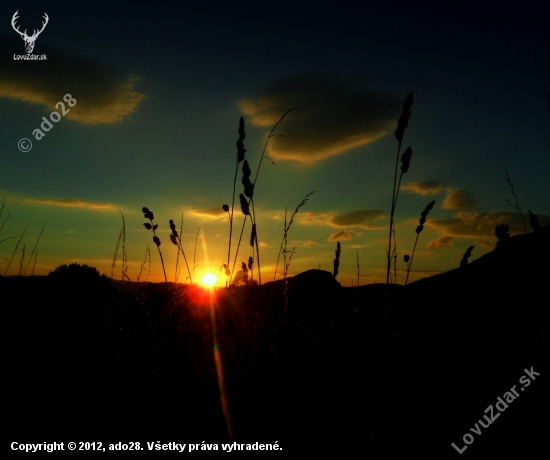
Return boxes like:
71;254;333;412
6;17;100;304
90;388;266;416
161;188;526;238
11;11;49;54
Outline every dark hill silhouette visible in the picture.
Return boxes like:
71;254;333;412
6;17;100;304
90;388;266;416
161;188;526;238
3;226;547;455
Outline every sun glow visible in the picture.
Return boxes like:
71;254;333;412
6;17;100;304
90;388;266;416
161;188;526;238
200;272;218;287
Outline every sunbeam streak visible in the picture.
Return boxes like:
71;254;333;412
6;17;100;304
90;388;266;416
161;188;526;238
209;292;233;442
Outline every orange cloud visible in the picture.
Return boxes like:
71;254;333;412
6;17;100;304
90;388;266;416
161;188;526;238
328;230;352;241
442;188;477;210
27;198;117;211
476;240;494;249
188;207;227;219
239;74;402;163
402;180;443;196
0;34;144;125
291;239;318;247
426;235;454;249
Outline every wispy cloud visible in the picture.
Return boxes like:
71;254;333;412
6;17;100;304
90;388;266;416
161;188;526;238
0;34;144;125
300;209;385;229
239;74;401;163
328;230;352;241
426;235;454;249
402;180;443;196
291;239;318;247
442;188;477;210
27;198;117;211
188;207;227;219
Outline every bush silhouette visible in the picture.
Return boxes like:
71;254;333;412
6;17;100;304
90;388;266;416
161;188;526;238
47;262;107;282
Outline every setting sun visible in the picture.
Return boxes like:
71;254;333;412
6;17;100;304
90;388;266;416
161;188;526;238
200;273;218;287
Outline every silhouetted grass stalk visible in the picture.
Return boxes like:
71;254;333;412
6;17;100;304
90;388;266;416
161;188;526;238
23;220;46;276
18;243;25;276
169;218;193;285
274;190;315;281
31;248;38;276
174;213;183;283
405;200;435;285
142;207;167;283
4;226;27;276
226;117;247;285
231;108;302;286
0;198;16;247
193;226;201;282
110;219;122;280
120;211;128;283
502;160;527;233
137;245;151;283
386;92;414;285
333;241;341;278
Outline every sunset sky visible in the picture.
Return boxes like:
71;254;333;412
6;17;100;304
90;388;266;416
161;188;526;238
1;1;549;285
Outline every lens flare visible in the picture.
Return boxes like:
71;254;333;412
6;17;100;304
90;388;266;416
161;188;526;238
200;272;217;287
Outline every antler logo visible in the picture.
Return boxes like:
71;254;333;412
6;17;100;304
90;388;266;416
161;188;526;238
11;10;49;54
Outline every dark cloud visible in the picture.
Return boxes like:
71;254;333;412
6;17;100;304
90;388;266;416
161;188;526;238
429;211;550;237
442;188;477;210
300;209;385;229
426;235;454;249
239;74;401;163
331;209;385;228
476;240;494;249
328;230;352;241
402;180;443;196
0;34;144;125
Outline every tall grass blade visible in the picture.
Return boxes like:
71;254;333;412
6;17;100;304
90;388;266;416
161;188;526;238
23;220;46;275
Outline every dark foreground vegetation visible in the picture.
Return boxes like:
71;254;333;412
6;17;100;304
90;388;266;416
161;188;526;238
4;226;548;455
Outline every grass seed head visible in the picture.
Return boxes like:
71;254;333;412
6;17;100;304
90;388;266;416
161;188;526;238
242;160;254;198
421;200;436;217
239;193;250;216
142;207;154;220
236;116;247;163
250;223;256;247
153;235;161;247
415;200;435;234
169;219;178;237
395;92;414;142
333;241;341;278
400;146;413;173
